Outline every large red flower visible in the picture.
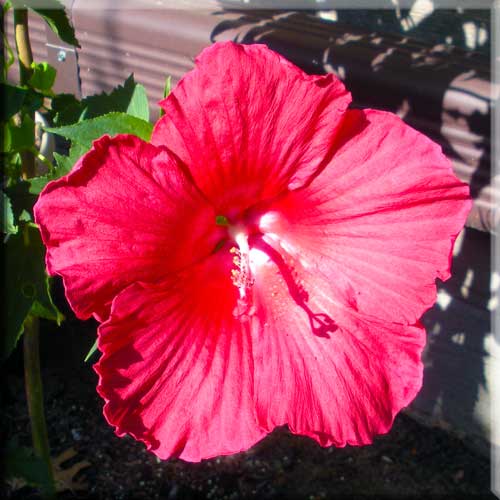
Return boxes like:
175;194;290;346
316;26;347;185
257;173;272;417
34;42;471;461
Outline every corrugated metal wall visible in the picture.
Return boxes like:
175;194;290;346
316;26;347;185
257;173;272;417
69;6;496;233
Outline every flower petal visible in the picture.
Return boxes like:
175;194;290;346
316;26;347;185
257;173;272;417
259;109;471;324
34;134;221;321
151;41;351;214
249;255;425;446
95;252;265;461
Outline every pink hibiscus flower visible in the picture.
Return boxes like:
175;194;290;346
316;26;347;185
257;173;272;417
34;42;471;461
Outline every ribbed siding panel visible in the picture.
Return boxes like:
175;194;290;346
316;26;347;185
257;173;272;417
71;7;495;233
72;7;221;118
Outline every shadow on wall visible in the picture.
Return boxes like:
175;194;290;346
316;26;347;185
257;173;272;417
417;226;492;453
210;5;493;231
210;5;494;450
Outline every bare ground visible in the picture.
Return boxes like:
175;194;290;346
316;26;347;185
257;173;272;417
3;311;496;500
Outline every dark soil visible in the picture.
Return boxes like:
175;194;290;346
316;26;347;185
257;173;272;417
3;308;496;500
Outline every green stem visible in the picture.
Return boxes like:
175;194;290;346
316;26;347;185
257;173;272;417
14;8;35;179
15;8;55;498
23;315;56;498
13;8;33;84
30;147;55;173
2;31;15;78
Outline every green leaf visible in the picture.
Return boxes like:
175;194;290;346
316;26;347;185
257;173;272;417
159;76;171;117
28;164;65;195
2;122;12;152
31;97;153;194
19;209;31;222
32;8;79;48
3;223;61;361
3;152;22;180
31;277;64;324
0;84;27;121
5;440;53;493
12;0;80;47
125;82;149;121
3;191;18;235
52;146;81;173
28;61;56;91
50;92;83;126
23;89;44;114
2;31;16;79
80;74;149;121
9;113;35;152
84;339;98;362
163;76;172;99
50;75;151;125
0;84;43;121
4;180;37;222
29;142;86;195
46;112;154;149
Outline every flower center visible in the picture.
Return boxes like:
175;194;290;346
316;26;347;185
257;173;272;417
215;214;337;337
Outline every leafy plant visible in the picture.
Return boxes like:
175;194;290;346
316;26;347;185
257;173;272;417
2;1;153;497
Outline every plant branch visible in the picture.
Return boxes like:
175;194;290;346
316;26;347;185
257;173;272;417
13;8;33;84
30;147;55;173
15;8;55;498
23;315;56;498
14;8;35;179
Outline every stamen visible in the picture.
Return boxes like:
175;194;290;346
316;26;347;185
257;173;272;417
229;229;255;319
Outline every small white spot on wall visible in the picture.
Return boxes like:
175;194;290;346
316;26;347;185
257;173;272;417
436;289;452;310
317;10;338;23
463;22;488;50
451;332;466;346
400;0;434;32
460;269;474;299
453;229;465;257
